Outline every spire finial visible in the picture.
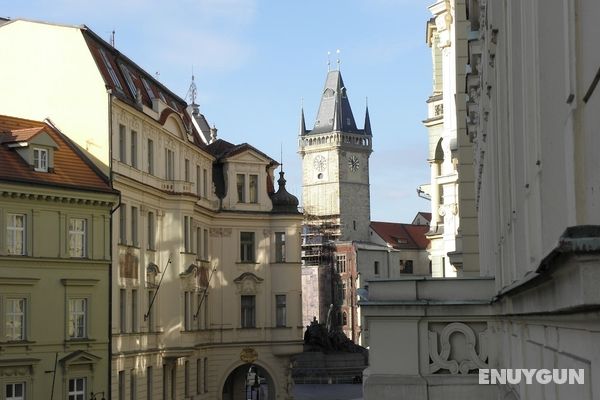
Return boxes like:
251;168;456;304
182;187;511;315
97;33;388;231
186;66;198;105
336;49;341;70
280;143;284;172
327;51;331;72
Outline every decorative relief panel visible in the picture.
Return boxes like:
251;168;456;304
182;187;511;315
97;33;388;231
429;322;489;374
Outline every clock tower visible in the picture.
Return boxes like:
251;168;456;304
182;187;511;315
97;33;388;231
298;70;373;242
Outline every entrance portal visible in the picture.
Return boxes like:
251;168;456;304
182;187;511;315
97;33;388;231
222;363;274;400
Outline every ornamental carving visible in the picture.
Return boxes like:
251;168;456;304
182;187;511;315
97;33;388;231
209;228;232;237
0;366;31;377
429;322;489;374
234;272;264;295
240;347;258;363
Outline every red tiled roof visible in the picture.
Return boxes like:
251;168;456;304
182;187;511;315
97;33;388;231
81;28;207;151
0;115;114;193
370;221;430;250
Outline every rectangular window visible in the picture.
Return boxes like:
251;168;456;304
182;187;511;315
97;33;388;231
147;139;154;175
130;369;137;400
249;174;258;203
5;298;25;341
336;255;346;273
184;216;193;253
33;147;48;172
68;298;87;338
184;159;190;182
275;232;286;262
141;77;155;99
147;212;155;250
196;359;201;394
146;366;153;400
203;358;207;393
374;261;380;275
118;371;125;400
68;218;86;258
196;227;201;256
6;214;26;255
203;169;208;197
99;48;123;90
165;149;174;180
119;206;127;245
184;360;190;397
147;290;155;332
241;295;255;328
401;260;414;274
240;232;255;262
120;289;126;333
131;289;138;333
198;293;208;330
131;130;138;168
184;291;192;331
131;206;139;247
120;64;137;97
5;382;25;400
196;165;201;197
236;174;245;202
119;124;126;163
68;377;86;400
275;294;286;327
203;229;209;260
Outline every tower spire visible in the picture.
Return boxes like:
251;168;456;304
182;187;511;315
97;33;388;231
364;98;372;136
299;105;307;136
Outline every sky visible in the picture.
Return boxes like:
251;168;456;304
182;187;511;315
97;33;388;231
3;0;433;223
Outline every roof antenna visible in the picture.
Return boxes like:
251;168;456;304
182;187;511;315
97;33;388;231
327;51;331;72
336;49;341;71
110;30;115;47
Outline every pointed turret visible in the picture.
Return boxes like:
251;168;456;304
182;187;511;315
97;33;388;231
299;107;308;136
364;105;372;136
312;70;359;134
270;171;299;213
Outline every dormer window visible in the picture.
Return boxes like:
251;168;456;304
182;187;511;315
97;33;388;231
33;148;48;172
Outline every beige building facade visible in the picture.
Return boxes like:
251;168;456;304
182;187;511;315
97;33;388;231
0;19;303;400
422;0;479;277
362;1;600;399
0;116;117;400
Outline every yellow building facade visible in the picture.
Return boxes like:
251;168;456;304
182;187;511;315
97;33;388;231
0;116;117;400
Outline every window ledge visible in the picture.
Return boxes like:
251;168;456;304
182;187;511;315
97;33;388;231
236;261;258;265
0;340;35;347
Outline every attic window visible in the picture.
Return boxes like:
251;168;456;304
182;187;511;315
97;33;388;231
120;64;138;97
99;48;123;91
158;91;167;103
141;77;155;100
33;148;48;172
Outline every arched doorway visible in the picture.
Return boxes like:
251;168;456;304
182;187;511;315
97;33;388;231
222;363;275;400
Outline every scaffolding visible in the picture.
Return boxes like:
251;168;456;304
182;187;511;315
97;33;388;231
301;216;341;267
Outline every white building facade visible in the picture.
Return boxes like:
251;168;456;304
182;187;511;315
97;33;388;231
362;0;600;399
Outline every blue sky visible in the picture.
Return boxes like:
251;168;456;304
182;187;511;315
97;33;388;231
3;0;433;223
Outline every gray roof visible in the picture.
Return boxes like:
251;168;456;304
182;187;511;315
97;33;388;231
305;70;370;136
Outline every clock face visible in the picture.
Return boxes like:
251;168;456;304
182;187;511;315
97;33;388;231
313;155;327;172
348;155;360;172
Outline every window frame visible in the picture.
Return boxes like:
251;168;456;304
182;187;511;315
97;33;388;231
68;298;87;339
67;376;86;400
147;212;155;251
5;297;26;341
240;295;256;328
5;382;26;400
119;124;127;163
131;206;139;247
131;130;138;168
147;138;154;175
33;147;49;172
275;232;286;262
275;294;286;327
6;213;26;256
68;217;87;258
236;174;246;203
239;232;255;263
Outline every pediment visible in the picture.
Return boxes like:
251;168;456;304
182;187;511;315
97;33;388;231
30;131;59;148
234;272;264;295
228;149;269;164
60;350;101;367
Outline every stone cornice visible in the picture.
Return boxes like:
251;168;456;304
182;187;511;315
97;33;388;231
0;188;115;207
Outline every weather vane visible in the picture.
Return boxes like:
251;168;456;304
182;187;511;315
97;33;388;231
336;49;341;70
